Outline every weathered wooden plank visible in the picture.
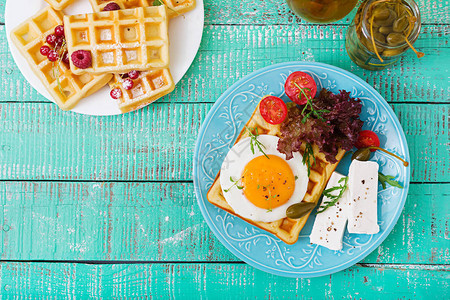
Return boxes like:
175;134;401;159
0;0;448;25
0;181;447;264
0;25;448;104
0;103;448;182
0;102;209;182
0;262;448;298
201;0;450;25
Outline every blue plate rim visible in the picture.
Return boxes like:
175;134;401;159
193;61;410;278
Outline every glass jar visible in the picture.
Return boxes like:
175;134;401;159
286;0;358;23
345;0;422;70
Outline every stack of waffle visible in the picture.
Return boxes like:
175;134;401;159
207;103;345;245
10;0;196;112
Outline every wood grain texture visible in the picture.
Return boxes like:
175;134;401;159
0;262;448;298
0;0;448;24
1;25;448;104
0;181;447;263
0;103;448;182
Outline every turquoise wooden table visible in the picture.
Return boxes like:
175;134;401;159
0;0;449;297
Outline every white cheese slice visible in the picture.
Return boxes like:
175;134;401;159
347;160;380;234
310;172;350;251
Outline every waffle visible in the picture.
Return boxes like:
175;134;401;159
109;68;175;113
44;0;75;10
10;6;112;111
207;102;346;245
64;6;170;75
89;0;196;19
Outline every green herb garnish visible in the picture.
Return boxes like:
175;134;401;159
317;176;349;214
303;142;316;177
245;126;269;159
293;82;329;123
378;172;403;190
224;176;244;193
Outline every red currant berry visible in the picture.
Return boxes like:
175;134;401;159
54;25;65;37
47;50;59;62
128;70;140;80
122;78;134;90
110;88;122;99
40;45;51;56
46;34;57;46
56;36;65;46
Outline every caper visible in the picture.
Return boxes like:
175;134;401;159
393;16;409;33
286;202;316;219
378;26;392;35
372;7;390;20
351;148;371;161
387;32;405;46
374;9;397;27
382;48;405;57
373;32;386;43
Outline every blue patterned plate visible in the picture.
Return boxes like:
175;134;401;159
193;62;410;278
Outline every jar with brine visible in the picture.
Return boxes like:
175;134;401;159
345;0;424;70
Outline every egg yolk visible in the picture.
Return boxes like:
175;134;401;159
241;155;295;210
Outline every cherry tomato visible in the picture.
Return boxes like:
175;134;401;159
284;71;317;105
259;96;288;125
355;130;380;151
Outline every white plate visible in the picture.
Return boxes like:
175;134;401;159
5;0;204;115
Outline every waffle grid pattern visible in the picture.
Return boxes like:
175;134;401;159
44;0;75;10
64;6;169;75
109;68;175;113
89;0;196;18
207;102;345;245
10;6;112;110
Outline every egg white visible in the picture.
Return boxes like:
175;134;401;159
220;135;308;222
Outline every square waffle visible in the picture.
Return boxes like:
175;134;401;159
44;0;75;10
64;6;170;75
89;0;196;19
109;68;175;113
206;102;346;245
10;6;112;111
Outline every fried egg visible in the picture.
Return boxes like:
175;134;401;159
220;135;308;222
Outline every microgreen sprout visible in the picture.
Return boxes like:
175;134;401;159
245;126;269;159
224;175;244;193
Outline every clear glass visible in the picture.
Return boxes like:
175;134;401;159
345;0;421;70
286;0;358;23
